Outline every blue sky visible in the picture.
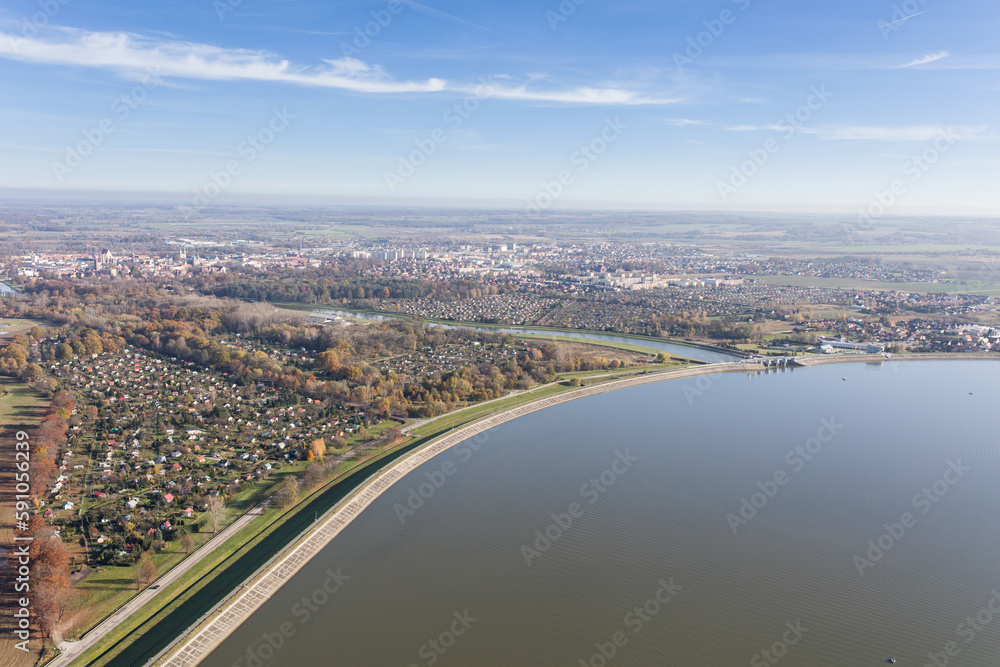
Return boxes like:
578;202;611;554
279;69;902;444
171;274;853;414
1;0;997;213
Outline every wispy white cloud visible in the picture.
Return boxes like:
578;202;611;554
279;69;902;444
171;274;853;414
807;124;986;141
0;28;446;93
665;117;710;126
475;84;679;105
0;26;676;105
725;124;780;132
725;123;989;141
702;51;987;71
873;8;932;30
897;50;950;69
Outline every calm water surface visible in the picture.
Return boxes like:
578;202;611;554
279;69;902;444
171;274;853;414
206;360;1000;666
313;309;739;363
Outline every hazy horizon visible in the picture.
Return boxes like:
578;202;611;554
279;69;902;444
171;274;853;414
2;189;1000;220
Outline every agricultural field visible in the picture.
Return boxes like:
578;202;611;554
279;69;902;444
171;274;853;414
0;317;39;339
0;377;49;667
755;274;1000;297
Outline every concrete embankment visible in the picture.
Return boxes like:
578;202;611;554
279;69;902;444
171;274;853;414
157;353;997;666
792;352;997;366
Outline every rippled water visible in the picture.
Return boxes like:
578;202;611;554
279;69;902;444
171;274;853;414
205;360;1000;666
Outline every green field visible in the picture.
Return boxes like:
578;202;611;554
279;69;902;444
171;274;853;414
0;318;39;331
0;378;49;667
0;376;46;422
342;419;401;447
513;332;663;355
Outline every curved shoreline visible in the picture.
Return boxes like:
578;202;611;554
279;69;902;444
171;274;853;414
157;353;998;666
303;305;744;360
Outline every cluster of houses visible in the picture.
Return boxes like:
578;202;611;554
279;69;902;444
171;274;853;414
370;339;532;379
41;344;370;560
794;316;999;353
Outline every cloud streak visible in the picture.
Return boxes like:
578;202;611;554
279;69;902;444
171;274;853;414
897;50;950;68
401;0;503;36
726;124;989;141
875;8;932;30
473;84;679;105
808;124;986;141
0;28;446;93
665;117;710;126
700;51;997;71
0;26;674;105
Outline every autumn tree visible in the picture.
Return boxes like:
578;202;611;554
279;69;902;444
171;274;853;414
181;533;196;555
51;389;76;418
317;349;341;374
308;437;326;461
31;524;71;639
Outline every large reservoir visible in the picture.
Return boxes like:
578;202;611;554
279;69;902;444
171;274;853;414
204;360;1000;666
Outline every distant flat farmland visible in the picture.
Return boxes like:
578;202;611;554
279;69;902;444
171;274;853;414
755;274;1000;297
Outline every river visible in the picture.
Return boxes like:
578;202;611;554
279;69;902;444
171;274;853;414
312;309;740;364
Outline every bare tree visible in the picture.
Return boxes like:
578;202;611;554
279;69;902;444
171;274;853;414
136;551;157;588
181;533;196;555
304;461;326;490
207;495;226;534
273;476;299;509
